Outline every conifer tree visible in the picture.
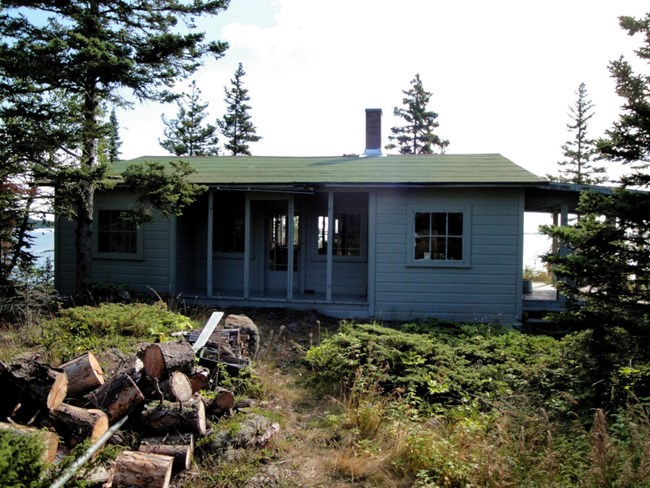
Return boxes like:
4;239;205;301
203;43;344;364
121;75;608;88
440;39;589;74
108;108;122;164
386;74;449;154
218;63;261;156
0;1;228;298
160;80;220;156
542;13;650;406
552;83;606;184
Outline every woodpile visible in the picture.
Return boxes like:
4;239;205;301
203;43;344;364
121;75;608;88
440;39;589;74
0;313;274;487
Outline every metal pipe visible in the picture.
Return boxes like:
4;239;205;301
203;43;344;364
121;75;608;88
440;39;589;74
49;415;129;488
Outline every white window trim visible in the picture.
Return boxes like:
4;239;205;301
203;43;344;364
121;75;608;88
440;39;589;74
406;205;471;268
92;208;144;261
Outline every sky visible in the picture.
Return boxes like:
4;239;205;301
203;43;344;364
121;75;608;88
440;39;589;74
118;0;649;181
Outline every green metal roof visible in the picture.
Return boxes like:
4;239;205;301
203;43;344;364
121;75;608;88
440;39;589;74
110;154;545;186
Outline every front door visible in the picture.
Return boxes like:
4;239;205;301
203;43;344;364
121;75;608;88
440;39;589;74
266;203;300;293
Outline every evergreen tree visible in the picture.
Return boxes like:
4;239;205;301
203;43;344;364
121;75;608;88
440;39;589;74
160;80;220;156
541;13;650;407
108;108;122;164
218;63;261;155
552;83;606;184
385;74;449;155
0;1;228;298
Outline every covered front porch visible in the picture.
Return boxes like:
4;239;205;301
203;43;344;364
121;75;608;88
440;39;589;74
174;186;371;315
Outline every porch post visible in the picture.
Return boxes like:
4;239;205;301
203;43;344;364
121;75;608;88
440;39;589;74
326;190;334;302
287;195;295;300
243;195;251;299
206;189;214;297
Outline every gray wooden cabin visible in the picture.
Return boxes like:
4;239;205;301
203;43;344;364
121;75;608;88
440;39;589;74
55;112;578;324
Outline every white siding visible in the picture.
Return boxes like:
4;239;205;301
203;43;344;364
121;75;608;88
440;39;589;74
372;187;523;324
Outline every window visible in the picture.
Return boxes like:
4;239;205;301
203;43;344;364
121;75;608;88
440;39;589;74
410;208;470;266
97;210;138;254
214;193;245;253
317;213;362;256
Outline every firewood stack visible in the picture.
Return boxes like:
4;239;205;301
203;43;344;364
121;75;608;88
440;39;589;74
0;315;258;488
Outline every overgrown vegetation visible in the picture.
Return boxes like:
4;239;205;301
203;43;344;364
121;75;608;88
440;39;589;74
37;301;196;364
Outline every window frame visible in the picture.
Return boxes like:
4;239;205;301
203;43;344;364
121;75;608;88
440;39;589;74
312;204;367;262
93;208;143;260
406;205;471;268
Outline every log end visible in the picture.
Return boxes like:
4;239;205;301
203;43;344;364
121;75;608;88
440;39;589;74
46;371;68;411
142;344;164;379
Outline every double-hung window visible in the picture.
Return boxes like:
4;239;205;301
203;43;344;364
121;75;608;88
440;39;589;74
409;207;470;267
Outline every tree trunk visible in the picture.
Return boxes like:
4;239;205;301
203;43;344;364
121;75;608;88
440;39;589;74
139;399;206;436
0;421;59;463
112;450;173;488
143;342;195;379
43;403;108;447
139;433;194;473
87;372;144;422
0;359;68;423
60;352;105;397
205;387;235;415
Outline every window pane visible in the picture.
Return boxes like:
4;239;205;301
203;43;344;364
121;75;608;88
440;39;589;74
432;213;447;235
318;212;361;256
415;212;430;236
431;237;447;260
414;237;430;260
214;194;245;253
448;213;463;236
448;237;463;260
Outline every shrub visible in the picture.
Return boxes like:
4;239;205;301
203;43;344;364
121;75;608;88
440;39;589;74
39;301;196;363
0;430;46;487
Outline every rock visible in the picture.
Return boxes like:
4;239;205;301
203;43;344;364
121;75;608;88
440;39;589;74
201;414;279;460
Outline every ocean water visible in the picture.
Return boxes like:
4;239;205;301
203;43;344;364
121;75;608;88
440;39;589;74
29;228;55;267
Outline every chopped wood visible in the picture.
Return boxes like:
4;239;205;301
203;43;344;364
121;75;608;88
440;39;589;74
0;421;59;463
0;359;68;423
60;352;105;397
142;342;195;380
43;403;109;447
140;399;206;436
205;387;235;415
186;366;211;394
114;354;144;383
87;372;144;422
112;450;173;488
138;433;194;473
159;371;193;403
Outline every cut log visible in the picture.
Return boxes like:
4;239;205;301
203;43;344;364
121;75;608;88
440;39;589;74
87;372;144;422
187;366;211;394
60;352;105;397
139;433;194;473
112;450;173;488
0;421;59;463
205;387;235;415
139;399;206;436
114;355;144;384
160;371;193;403
142;342;195;380
0;359;68;422
43;403;109;447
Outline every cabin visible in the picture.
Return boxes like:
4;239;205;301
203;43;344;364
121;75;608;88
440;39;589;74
55;109;580;324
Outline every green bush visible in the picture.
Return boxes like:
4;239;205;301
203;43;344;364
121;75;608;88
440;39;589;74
0;430;46;488
39;301;196;363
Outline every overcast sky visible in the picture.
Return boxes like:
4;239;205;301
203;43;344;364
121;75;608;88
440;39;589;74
118;0;649;180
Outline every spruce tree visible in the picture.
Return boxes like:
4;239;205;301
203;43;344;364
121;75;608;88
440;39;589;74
386;74;449;155
552;83;606;184
0;1;228;298
160;80;220;156
108;108;122;164
218;63;261;156
541;13;650;406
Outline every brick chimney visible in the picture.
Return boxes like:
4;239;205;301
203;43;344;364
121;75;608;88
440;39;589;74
362;108;385;157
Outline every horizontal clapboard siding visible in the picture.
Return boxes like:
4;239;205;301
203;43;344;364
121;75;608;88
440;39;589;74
372;187;523;323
